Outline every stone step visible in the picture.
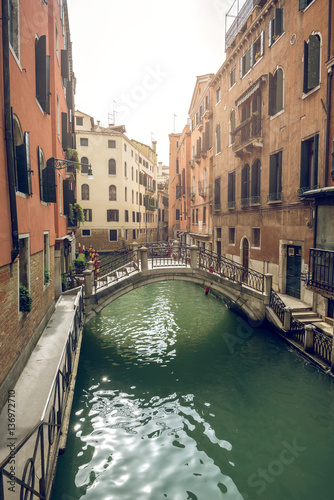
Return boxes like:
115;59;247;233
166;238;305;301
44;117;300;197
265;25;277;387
292;311;320;319
294;317;324;324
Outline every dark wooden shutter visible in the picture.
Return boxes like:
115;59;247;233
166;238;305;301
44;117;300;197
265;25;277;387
269;154;277;194
268;73;275;116
276;69;284;112
308;35;320;90
299;0;308;10
63;179;70;215
66;80;73;109
303;41;309;93
228;172;233;202
35;36;46;105
274;8;283;36
251;162;260;197
214;177;221;206
278;151;283;194
16;143;29;193
300;140;309;188
313;134;319;187
62;112;68;150
61;49;69;79
45;55;50;114
43;158;57;203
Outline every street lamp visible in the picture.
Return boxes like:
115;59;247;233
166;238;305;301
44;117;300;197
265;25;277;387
51;157;94;179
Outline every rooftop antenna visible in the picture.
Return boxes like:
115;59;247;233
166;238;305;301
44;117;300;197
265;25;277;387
113;100;117;125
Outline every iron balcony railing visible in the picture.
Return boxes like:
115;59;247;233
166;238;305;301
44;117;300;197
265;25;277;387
0;288;84;500
232;114;262;152
267;191;282;202
308;248;334;294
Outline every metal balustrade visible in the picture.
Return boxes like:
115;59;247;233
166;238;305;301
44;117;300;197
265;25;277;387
0;288;84;500
308;248;334;294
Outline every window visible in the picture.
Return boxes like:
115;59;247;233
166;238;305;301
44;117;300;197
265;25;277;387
132;190;134;203
251;159;261;204
55;22;59;60
125;187;127;202
83;209;92;221
76;116;83;126
229;228;235;245
303;35;321;94
81;183;89;200
230;68;236;88
125;210;129;222
131;166;134;180
241;164;250;206
19;235;30;294
252;228;261;248
227;171;236;208
108;140;116;148
269;68;284;115
192;209;195;224
124;143;127;152
109;230;118;241
252;32;264;63
124;162;127;177
81;157;89;174
108;159;116;175
9;0;20;58
214;177;221;210
107;209;119;221
175;209;180;221
240;48;251;77
269;8;284;47
80;138;88;146
215;123;221;154
300;134;319;193
268;151;283;202
216;87;221;103
35;35;50;114
82;229;91;236
203;206;206;224
132;211;135;222
109;185;117;201
230;110;236;145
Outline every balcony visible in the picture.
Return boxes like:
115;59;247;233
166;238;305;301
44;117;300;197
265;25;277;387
189;189;195;201
267;191;282;203
225;0;266;49
227;200;236;209
189;159;195;168
232;115;263;157
198;181;207;197
240;197;250;207
250;195;261;205
297;185;320;199
307;248;334;295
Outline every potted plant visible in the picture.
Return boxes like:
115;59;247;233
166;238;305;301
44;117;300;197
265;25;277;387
74;203;85;223
44;269;51;284
255;51;261;61
19;284;32;312
69;203;75;226
66;148;81;171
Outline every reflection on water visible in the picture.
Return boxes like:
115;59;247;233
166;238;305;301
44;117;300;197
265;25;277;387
52;281;334;500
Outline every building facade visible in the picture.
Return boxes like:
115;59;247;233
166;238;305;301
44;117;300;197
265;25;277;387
75;111;158;251
211;0;334;316
0;0;75;410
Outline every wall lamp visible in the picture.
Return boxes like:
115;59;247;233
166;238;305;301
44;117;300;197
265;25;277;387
51;157;94;179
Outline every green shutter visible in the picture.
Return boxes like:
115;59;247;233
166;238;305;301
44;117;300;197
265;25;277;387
300;141;309;188
299;0;308;10
268;19;273;47
62;112;68;150
269;154;276;194
16;143;29;193
269;73;275;116
276;69;283;112
278;151;282;194
308;35;320;90
303;41;309;93
35;36;47;105
313;134;319;187
63;179;70;215
61;49;69;79
274;8;283;36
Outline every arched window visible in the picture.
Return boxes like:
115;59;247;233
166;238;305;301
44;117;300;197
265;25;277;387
303;34;321;94
230;110;236;145
241;164;250;205
81;183;89;200
251;159;261;204
108;159;116;175
109;185;117;201
269;68;283;116
81;156;89;174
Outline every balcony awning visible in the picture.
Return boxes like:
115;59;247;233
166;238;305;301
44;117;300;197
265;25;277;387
235;75;266;106
302;186;334;199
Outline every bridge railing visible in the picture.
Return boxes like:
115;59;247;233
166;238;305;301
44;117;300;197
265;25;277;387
95;249;140;290
148;244;191;268
198;248;265;292
0;288;84;500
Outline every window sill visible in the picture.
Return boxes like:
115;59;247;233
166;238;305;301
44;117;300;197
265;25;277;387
16;191;28;199
302;84;321;99
270;109;285;120
267;199;283;204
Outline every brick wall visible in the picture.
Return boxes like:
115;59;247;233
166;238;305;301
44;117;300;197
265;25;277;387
0;247;55;399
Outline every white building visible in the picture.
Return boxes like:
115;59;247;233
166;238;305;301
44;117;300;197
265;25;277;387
75;111;158;251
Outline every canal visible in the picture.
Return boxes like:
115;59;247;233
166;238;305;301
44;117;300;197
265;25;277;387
51;281;334;500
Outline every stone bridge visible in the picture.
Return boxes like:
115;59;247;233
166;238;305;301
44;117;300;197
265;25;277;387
83;244;273;323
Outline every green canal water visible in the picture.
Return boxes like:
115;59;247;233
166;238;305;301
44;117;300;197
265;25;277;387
52;281;334;500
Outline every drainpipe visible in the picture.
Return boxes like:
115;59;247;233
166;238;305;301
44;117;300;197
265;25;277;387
325;0;333;184
2;0;19;262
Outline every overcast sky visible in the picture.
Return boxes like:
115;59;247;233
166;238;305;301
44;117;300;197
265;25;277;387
67;0;234;165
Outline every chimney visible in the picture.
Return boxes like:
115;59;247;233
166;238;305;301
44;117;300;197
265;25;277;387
152;140;157;153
